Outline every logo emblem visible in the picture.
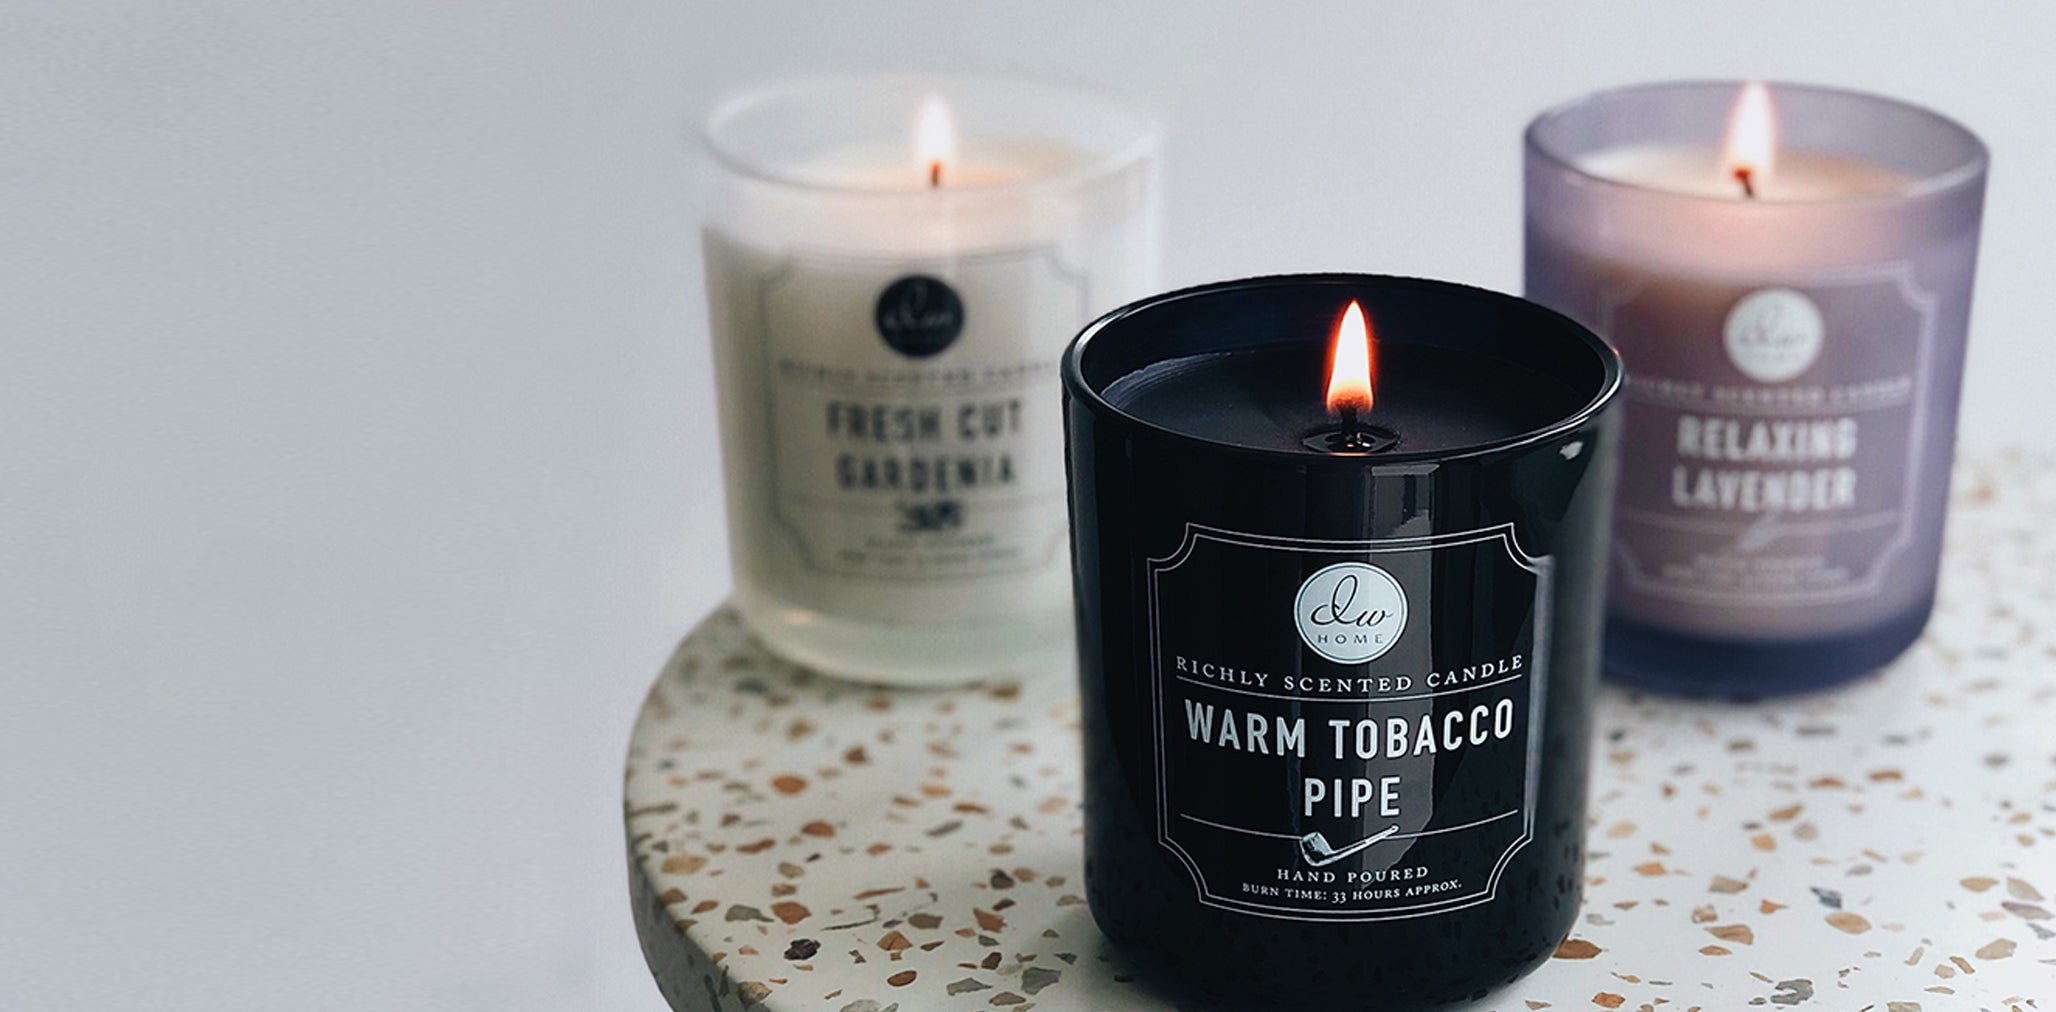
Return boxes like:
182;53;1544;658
1723;288;1824;383
874;275;964;359
1293;562;1407;664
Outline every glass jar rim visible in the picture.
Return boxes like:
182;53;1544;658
1524;79;1989;209
1063;273;1624;468
702;72;1160;198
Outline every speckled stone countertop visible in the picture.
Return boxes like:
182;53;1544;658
626;455;2054;1012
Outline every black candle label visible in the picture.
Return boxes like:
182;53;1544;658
1147;524;1549;922
745;244;1086;580
1600;268;1933;606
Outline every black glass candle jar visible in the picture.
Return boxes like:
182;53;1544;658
1062;275;1622;1009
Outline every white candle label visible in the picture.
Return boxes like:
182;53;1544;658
1601;267;1935;605
1146;524;1549;922
750;246;1087;581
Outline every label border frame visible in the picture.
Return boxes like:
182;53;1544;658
753;243;1088;581
1597;262;1938;606
1145;522;1554;923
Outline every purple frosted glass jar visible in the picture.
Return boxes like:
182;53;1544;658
1524;82;1988;698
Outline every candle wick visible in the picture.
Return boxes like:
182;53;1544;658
1305;407;1395;455
929;161;942;188
1734;167;1756;199
1336;404;1375;451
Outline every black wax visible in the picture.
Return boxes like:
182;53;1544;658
1100;341;1588;456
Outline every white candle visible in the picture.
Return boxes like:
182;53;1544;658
701;75;1158;685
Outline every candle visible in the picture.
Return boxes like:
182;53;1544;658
1062;275;1622;1009
701;75;1158;685
1525;81;1988;698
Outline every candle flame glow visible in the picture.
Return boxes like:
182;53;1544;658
1722;81;1776;196
1325;301;1375;415
913;95;957;187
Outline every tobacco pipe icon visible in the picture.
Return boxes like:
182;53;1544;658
1297;825;1400;868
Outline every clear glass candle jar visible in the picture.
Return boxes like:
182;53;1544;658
701;74;1159;685
1525;82;1987;697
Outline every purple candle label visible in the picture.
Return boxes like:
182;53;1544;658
1601;266;1936;605
747;244;1085;580
1146;524;1548;922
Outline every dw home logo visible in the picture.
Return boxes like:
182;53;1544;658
1723;288;1824;383
873;274;965;359
1293;562;1407;664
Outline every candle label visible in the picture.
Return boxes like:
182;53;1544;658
750;245;1087;581
1601;267;1935;605
1147;524;1549;922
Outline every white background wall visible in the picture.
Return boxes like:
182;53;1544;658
4;2;2050;1009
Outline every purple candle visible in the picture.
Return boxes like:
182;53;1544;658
1525;82;1988;697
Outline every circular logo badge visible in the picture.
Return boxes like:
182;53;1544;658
1723;288;1824;383
1293;562;1407;664
873;275;965;359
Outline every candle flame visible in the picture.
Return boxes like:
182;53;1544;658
1722;81;1776;197
1325;301;1375;415
913;95;957;187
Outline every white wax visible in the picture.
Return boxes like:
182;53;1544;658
784;138;1090;192
1579;145;1912;202
1537;146;1920;276
717;139;1097;258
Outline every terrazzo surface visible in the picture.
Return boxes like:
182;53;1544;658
626;454;2054;1011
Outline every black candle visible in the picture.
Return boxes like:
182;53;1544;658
1062;275;1622;1010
